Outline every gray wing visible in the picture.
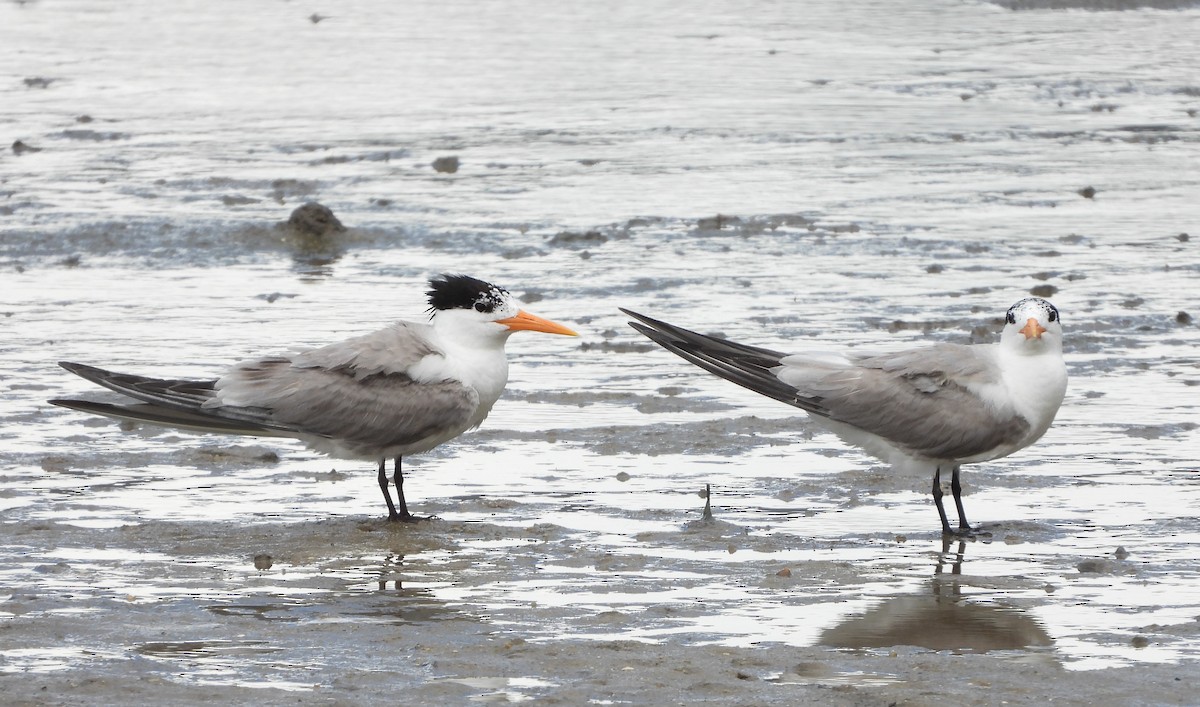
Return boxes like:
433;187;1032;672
51;321;479;452
785;354;1030;460
212;358;479;454
285;321;441;377
208;321;479;451
623;309;1029;461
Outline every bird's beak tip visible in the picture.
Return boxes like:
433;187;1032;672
500;310;578;336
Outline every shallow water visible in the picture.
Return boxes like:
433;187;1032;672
2;0;1200;704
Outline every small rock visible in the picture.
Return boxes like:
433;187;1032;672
286;202;345;236
431;156;460;173
253;554;273;570
925;264;944;274
1030;284;1058;298
1176;311;1192;325
1114;546;1129;560
1177;233;1189;242
40;456;70;473
1078;186;1097;199
1077;558;1116;574
776;567;792;578
1131;635;1150;649
12;140;42;155
615;471;630;482
696;214;740;231
547;230;607;247
33;562;71;574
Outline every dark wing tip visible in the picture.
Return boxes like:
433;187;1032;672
619;307;669;330
57;362;127;391
58;361;107;377
47;398;103;413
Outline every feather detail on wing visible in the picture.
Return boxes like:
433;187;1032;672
287;322;442;379
211;359;479;455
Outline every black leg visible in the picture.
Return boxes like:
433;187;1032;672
950;465;972;533
392;456;417;522
932;466;954;536
378;458;400;521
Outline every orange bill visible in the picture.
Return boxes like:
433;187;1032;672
498;310;578;336
1019;317;1047;340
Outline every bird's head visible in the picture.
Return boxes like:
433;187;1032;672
1000;297;1062;354
426;274;578;341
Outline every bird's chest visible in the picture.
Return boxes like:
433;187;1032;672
995;353;1068;435
437;349;510;413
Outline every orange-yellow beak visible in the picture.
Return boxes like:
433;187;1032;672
497;309;578;336
1019;317;1047;340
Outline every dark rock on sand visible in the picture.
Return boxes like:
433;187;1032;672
285;202;346;237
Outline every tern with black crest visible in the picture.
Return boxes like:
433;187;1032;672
51;274;578;521
622;298;1067;535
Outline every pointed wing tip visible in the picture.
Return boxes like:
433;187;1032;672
47;398;98;413
58;361;103;377
626;321;680;349
619;307;671;332
627;321;653;336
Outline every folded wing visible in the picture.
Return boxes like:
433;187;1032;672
622;309;1030;461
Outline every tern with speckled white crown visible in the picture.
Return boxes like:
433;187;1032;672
622;298;1067;535
50;274;578;522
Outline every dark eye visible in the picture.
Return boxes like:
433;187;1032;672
1006;311;1016;324
1048;308;1058;322
474;302;488;313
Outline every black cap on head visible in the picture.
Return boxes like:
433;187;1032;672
1006;297;1060;325
427;274;511;314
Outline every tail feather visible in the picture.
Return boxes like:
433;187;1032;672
54;361;297;434
620;308;831;418
58;361;216;411
619;309;787;361
48;399;286;436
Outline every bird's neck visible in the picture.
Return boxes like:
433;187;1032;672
997;344;1067;438
432;329;512;409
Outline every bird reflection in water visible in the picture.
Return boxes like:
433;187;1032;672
377;553;408;592
819;539;1053;652
359;554;460;625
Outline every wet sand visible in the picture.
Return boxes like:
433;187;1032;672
3;0;1200;703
